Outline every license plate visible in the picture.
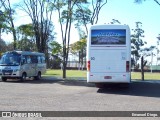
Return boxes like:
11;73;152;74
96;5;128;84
104;76;112;79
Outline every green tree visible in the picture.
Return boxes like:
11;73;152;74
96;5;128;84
131;22;147;81
74;2;91;35
16;23;36;51
49;41;62;69
70;38;86;69
141;46;156;78
157;34;160;65
131;22;146;67
50;0;88;78
50;0;107;78
50;41;62;56
0;0;17;50
134;0;160;6
5;42;14;51
90;0;107;25
18;0;54;53
140;46;155;80
110;19;121;24
74;0;107;36
0;10;9;40
0;39;7;52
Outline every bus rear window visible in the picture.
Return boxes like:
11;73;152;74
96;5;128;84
91;29;126;45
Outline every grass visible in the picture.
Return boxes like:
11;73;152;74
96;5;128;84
44;69;160;80
131;72;160;80
44;69;87;78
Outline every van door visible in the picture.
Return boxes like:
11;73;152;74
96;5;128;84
30;56;37;76
29;63;36;76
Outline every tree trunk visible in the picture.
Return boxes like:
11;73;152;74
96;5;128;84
141;56;144;81
63;60;66;78
62;45;67;78
8;15;17;50
78;51;80;70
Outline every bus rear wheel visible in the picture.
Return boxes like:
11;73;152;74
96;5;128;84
95;83;105;88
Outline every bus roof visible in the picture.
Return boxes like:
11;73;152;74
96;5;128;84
90;24;130;29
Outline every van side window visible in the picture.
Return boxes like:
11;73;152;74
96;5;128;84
41;56;45;63
27;56;31;64
31;56;38;63
21;56;27;64
38;56;42;63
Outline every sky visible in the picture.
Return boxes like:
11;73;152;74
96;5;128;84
2;0;160;44
1;0;160;63
99;0;160;46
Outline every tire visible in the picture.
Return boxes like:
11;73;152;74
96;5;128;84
1;77;7;82
95;83;105;88
119;83;130;88
34;72;41;80
21;73;26;82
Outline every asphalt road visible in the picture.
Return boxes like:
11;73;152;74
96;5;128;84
0;77;160;119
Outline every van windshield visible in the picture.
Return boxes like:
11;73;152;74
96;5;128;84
0;52;21;66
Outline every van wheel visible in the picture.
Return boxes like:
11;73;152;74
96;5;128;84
2;77;7;82
21;73;26;82
34;72;41;80
95;83;105;88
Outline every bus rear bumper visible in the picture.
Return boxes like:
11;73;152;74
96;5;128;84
87;73;131;83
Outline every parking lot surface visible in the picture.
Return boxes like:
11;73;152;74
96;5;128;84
0;77;160;119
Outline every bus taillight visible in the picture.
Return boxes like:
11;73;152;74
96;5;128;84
87;61;90;71
126;61;130;72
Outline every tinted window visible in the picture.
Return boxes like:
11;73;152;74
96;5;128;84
31;56;38;63
41;56;45;63
38;56;42;63
37;56;45;63
91;29;126;45
26;56;32;63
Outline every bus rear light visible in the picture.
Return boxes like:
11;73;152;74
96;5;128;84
87;61;90;71
126;61;130;72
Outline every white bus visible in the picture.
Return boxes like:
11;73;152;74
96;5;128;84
87;24;131;88
0;51;46;82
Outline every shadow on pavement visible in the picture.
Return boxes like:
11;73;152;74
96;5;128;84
1;76;95;87
2;77;160;98
97;81;160;98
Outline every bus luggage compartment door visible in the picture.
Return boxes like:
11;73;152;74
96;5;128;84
90;49;126;73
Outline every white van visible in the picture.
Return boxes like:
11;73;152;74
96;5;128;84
87;24;131;88
0;51;46;82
